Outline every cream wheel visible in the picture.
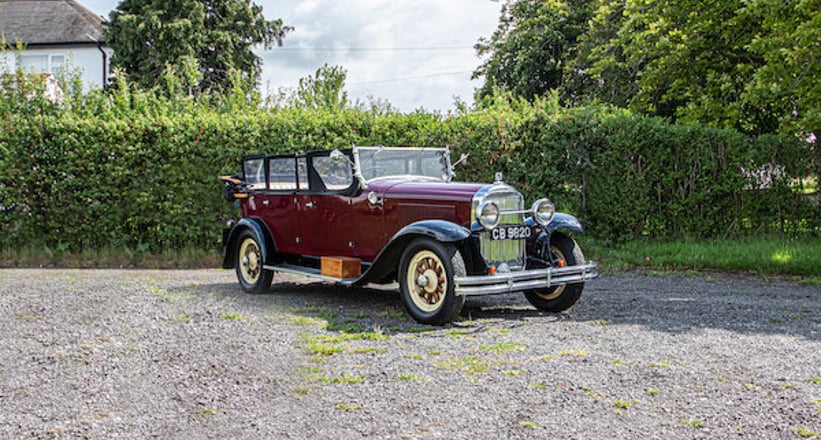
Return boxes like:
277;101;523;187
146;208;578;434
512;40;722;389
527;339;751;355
399;238;465;325
239;237;262;284
406;250;447;313
234;229;273;293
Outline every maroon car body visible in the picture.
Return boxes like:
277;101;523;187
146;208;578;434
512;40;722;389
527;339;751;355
221;146;597;324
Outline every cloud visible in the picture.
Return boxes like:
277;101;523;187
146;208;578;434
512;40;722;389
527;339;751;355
82;0;501;112
257;0;500;111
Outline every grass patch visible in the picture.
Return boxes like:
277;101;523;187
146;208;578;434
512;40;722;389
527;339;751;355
680;417;704;428
335;403;362;411
478;342;527;353
795;427;819;438
433;356;490;375
396;373;426;382
558;349;588;357
221;312;251;321
519;421;538;429
581;236;821;276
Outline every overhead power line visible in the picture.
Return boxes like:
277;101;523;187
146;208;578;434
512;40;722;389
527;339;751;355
275;46;474;52
347;70;474;85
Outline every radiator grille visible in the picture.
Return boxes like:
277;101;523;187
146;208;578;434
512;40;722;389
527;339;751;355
474;185;525;271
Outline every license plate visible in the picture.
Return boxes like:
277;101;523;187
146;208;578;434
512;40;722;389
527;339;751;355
489;225;532;241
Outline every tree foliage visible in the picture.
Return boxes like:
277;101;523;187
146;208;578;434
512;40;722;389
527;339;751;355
473;0;594;101
475;0;820;135
105;0;291;94
294;63;349;111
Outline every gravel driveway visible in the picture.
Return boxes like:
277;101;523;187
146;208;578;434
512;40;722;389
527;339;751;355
0;269;818;439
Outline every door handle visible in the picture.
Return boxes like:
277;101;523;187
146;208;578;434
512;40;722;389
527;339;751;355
305;201;315;208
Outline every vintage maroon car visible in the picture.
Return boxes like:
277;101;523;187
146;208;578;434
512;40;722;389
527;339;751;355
220;146;597;324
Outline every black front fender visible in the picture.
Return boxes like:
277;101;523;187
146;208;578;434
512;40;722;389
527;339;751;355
358;220;472;285
525;212;585;235
222;218;275;269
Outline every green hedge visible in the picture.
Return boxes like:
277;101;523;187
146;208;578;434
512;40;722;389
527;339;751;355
0;99;817;253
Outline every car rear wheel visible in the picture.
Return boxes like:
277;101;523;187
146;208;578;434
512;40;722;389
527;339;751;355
399;238;465;325
524;232;584;312
235;230;273;293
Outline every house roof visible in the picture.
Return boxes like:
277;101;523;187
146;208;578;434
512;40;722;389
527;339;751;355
0;0;105;46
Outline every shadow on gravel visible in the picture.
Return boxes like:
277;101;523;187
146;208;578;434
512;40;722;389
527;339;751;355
183;271;820;339
568;271;820;341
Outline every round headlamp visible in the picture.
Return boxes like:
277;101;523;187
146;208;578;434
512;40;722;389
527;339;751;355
531;198;555;226
477;201;500;230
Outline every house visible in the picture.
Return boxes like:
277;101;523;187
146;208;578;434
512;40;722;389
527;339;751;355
0;0;112;90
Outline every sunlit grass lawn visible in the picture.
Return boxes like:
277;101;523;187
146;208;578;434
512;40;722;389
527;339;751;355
581;236;821;279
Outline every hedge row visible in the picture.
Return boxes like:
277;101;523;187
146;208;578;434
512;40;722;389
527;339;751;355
0;102;817;253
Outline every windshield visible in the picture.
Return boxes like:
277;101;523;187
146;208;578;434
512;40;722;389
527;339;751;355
355;147;451;182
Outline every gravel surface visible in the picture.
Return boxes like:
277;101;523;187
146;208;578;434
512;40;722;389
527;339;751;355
0;268;819;439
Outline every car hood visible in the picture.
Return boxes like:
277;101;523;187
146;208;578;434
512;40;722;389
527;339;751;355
369;179;487;202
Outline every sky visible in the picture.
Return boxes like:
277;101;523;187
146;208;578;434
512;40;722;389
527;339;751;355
81;0;502;113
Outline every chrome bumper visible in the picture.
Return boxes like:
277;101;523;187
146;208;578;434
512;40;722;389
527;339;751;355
454;262;598;296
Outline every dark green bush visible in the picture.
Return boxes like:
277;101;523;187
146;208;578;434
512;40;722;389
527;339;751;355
0;89;816;254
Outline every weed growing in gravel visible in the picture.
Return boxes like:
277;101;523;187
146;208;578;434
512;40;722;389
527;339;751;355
503;369;527;377
558;349;588;357
404;354;423;360
397;373;426;382
171;314;190;323
427;350;441;356
613;400;633;409
306;341;344;356
434;356;490;375
809;377;821;384
645;389;660;396
446;329;473;339
16;313;38;322
537;355;556;361
744;382;760;390
519;421;538;429
351;346;388;354
479;342;526;353
679;418;703;428
293;386;310;395
795;427;819;438
489;327;512;336
221;312;251;321
336;403;362;411
587;320;610;326
611;359;624;367
290;315;324;326
321;374;365;385
198;407;218;416
529;382;546;390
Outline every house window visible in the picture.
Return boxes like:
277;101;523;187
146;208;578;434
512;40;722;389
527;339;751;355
19;54;66;75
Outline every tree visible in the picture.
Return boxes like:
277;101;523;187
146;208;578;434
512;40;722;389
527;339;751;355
473;0;594;101
478;0;820;135
105;0;290;94
743;0;821;135
293;64;349;111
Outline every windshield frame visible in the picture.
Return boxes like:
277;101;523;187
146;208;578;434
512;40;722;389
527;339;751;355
352;146;454;184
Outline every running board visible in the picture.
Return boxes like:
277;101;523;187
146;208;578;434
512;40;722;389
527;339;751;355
264;264;360;286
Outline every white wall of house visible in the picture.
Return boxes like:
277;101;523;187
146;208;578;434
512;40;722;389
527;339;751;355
0;46;112;90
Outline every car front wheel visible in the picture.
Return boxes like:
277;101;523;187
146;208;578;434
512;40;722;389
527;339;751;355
398;238;465;325
235;230;274;293
524;232;585;312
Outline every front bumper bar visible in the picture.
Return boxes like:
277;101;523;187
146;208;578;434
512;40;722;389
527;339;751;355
454;262;598;296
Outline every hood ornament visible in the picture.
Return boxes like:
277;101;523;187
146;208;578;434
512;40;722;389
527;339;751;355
494;172;504;183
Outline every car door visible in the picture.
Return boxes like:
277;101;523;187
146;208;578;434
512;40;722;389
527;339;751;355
298;151;385;260
250;154;308;255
